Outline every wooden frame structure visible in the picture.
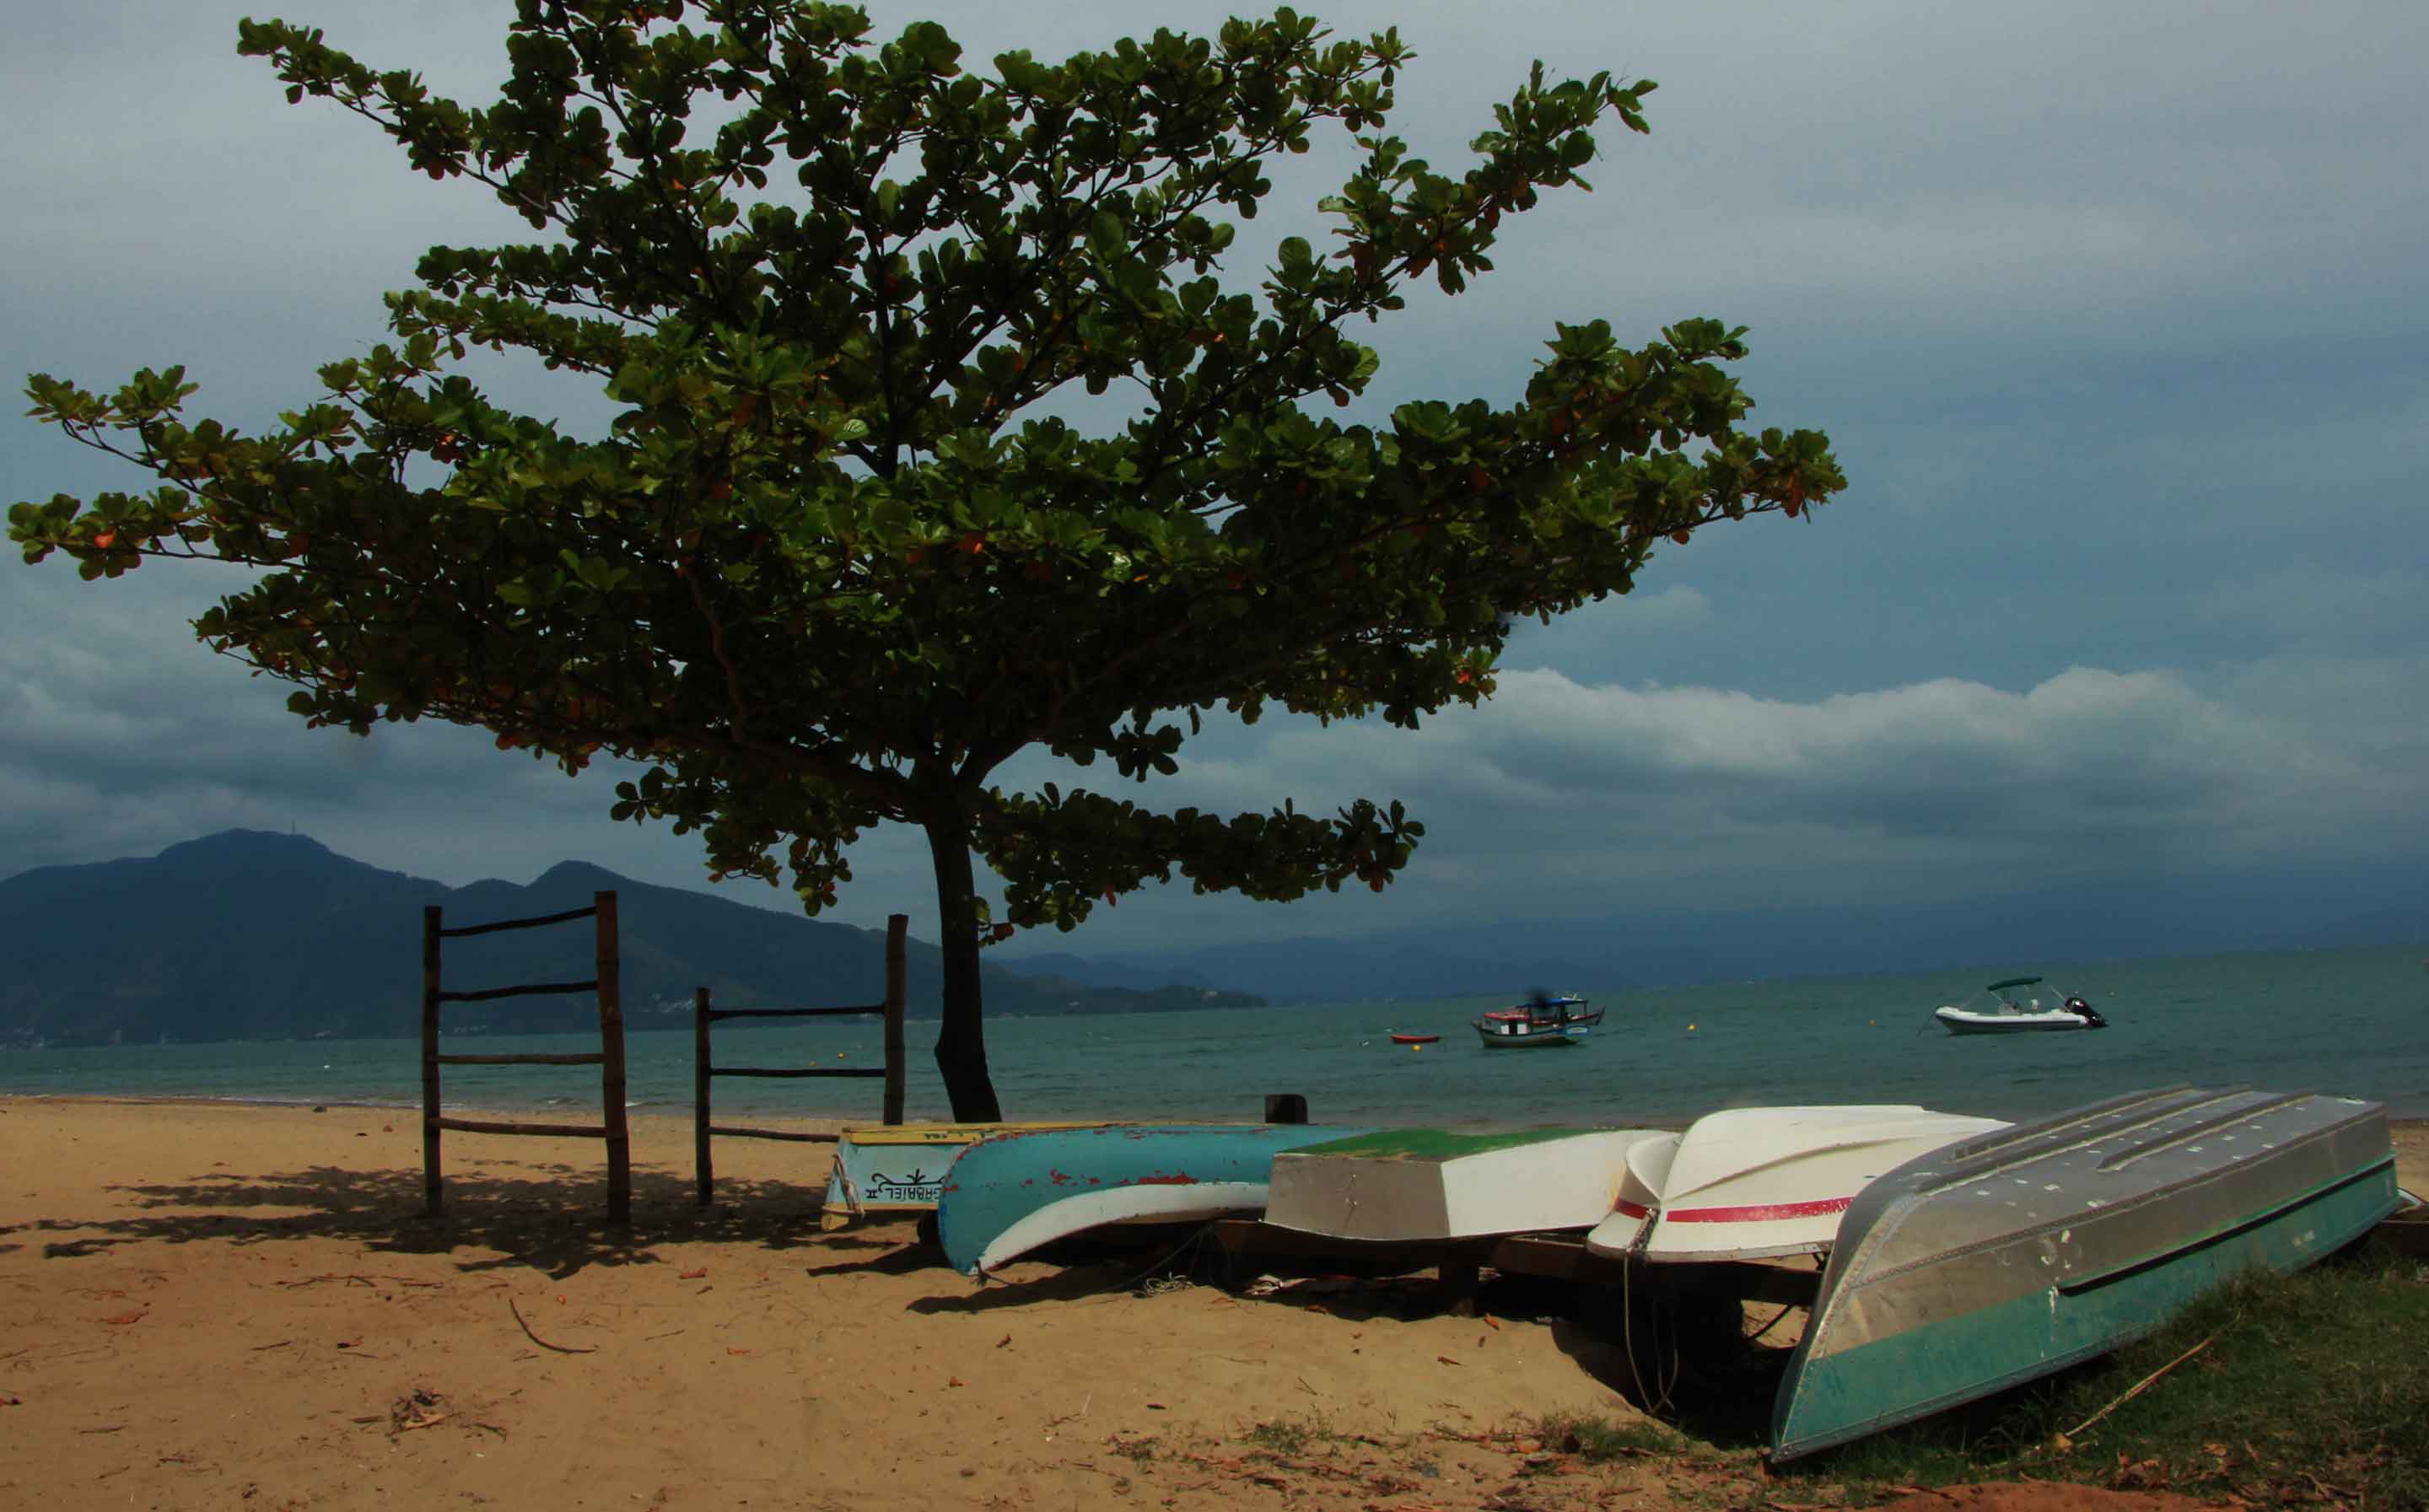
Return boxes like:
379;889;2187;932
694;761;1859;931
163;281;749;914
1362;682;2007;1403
693;912;908;1205
421;890;631;1221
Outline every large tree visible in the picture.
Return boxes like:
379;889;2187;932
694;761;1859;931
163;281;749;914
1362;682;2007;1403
13;1;1841;1119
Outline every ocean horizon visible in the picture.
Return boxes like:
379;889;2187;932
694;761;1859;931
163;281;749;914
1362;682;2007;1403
5;941;2424;1128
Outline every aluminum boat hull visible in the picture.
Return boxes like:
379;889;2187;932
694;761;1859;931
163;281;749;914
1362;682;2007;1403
1769;1086;2399;1461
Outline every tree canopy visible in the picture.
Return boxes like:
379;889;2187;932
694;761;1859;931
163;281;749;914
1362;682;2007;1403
12;0;1842;1118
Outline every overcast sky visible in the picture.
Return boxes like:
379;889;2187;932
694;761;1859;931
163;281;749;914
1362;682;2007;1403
4;0;2424;958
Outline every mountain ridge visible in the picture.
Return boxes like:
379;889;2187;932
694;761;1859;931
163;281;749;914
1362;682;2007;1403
0;831;1259;1047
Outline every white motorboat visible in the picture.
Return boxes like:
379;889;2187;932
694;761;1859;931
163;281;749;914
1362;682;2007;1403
1932;975;2108;1035
1585;1104;2008;1262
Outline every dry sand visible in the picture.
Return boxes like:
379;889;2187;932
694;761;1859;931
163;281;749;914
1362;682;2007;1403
2;1098;2421;1512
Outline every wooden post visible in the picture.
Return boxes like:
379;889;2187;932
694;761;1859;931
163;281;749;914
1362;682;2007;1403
595;891;631;1224
1438;1255;1483;1317
693;987;714;1206
422;905;444;1218
882;914;908;1126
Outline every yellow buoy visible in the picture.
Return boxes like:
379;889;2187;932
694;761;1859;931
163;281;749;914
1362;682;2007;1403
1687;1024;1696;1031
1411;1042;1423;1052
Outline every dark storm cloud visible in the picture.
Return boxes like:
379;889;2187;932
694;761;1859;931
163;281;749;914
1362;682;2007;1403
4;1;2423;951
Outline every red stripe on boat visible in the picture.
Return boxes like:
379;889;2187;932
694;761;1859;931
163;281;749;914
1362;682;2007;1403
1611;1200;1651;1219
1665;1196;1852;1223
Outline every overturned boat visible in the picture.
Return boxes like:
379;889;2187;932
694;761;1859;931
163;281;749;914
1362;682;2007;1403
1265;1125;1671;1242
820;1121;1105;1230
1769;1085;2399;1461
1586;1104;2009;1263
934;1122;1376;1277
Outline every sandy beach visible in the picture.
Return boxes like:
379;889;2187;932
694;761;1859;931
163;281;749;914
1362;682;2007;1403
3;1098;2422;1512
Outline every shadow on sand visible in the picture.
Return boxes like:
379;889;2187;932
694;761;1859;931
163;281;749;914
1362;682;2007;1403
3;1160;938;1281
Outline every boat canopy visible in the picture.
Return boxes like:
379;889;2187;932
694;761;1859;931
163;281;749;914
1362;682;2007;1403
1984;976;2043;992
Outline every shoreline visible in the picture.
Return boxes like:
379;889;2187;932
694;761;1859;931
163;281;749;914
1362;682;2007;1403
8;1089;2426;1130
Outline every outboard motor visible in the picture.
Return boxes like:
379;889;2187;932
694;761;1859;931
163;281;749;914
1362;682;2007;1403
2065;995;2109;1030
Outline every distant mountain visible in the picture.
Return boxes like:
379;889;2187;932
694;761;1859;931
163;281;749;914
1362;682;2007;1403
996;860;2429;1004
0;831;1259;1047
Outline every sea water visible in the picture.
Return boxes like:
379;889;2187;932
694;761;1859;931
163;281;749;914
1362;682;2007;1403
3;943;2423;1127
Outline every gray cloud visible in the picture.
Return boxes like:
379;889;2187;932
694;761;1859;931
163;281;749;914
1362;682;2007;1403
5;0;2425;958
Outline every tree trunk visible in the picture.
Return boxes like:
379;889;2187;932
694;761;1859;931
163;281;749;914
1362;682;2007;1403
922;809;1002;1122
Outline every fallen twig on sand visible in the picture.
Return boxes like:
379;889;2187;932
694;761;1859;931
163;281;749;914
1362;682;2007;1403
509;1298;597;1354
2055;1334;2214;1446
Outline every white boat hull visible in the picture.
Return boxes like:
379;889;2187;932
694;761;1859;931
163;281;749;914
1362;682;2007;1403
1934;1005;2098;1034
1586;1105;2007;1262
1267;1127;1670;1241
971;1181;1272;1274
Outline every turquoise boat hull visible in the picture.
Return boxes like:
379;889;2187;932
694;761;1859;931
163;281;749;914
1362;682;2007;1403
817;1122;1106;1230
936;1122;1376;1276
1770;1086;2399;1461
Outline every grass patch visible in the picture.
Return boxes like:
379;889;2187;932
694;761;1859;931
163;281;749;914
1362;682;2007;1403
1242;1413;1337;1456
1536;1408;1686;1461
1786;1242;2429;1508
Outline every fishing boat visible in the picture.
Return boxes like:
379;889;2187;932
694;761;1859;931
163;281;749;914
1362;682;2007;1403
1265;1126;1671;1242
1472;993;1603;1048
1586;1105;2008;1262
1388;1033;1441;1046
1932;976;2108;1034
1769;1085;2399;1461
934;1122;1376;1277
819;1121;1104;1230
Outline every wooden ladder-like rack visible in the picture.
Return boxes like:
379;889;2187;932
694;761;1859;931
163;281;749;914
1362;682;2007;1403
420;891;631;1221
693;913;908;1206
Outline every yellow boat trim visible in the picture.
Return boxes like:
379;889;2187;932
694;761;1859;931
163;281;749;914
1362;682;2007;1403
834;1120;1111;1146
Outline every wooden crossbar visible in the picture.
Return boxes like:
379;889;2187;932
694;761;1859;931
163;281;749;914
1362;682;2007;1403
703;1003;888;1021
439;903;598;939
694;913;908;1206
436;1052;605;1067
436;1116;611;1139
704;1125;844;1145
423;891;630;1222
435;979;600;1004
707;1066;886;1079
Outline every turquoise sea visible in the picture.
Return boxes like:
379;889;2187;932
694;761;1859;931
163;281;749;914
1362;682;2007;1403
3;943;2424;1127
